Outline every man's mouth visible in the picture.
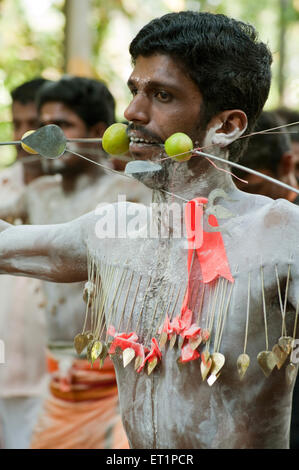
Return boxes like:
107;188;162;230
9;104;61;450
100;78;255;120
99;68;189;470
129;134;162;146
128;133;164;161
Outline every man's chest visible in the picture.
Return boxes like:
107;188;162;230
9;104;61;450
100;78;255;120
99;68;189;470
84;234;298;385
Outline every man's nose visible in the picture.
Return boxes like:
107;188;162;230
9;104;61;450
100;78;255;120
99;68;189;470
124;94;150;125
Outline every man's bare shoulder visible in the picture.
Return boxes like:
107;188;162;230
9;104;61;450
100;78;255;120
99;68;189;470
234;189;299;223
250;195;299;229
232;191;299;252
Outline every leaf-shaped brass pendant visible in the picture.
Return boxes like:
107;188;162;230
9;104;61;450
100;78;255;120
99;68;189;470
272;344;288;370
200;350;212;381
178;335;184;349
123;347;135;368
135;355;143;371
74;333;88;355
148;357;158;375
207;353;225;386
278;336;293;355
286;362;297;386
210;353;225;375
159;331;168;349
237;353;250;380
169;333;177;350
88;340;103;365
189;335;202;351
257;351;278;377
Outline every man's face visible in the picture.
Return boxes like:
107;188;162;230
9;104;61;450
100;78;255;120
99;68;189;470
39;101;92;173
12;101;40;158
124;54;204;162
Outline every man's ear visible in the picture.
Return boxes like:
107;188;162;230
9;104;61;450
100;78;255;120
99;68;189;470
207;110;248;148
88;121;108;138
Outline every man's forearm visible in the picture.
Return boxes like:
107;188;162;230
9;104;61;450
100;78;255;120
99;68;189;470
0;221;88;282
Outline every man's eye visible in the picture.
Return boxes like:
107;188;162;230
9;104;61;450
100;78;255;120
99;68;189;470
156;91;171;102
130;88;138;96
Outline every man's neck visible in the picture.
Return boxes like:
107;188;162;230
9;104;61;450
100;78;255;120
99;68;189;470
152;154;236;204
149;151;238;237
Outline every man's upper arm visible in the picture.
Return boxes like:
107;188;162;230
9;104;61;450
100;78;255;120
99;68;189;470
0;211;95;283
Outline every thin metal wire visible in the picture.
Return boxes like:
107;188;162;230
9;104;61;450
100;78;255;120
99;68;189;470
194;149;299;195
0;141;21;145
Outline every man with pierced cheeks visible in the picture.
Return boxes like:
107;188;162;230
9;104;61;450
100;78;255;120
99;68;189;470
0;12;299;448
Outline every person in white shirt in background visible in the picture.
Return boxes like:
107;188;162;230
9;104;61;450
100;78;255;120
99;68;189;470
0;78;49;449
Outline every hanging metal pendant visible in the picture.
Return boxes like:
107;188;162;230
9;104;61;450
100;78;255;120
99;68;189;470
87;340;103;365
123;347;135;368
207;352;225;385
148;357;158;375
159;331;168;349
210;353;225;374
286;362;297;386
257;350;278;377
272;344;288;370
178;335;184;349
135;355;143;371
200;350;212;381
169;333;177;350
237;353;250;380
278;336;294;355
73;333;88;355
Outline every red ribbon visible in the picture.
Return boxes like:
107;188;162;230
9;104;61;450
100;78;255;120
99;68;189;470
177;197;233;363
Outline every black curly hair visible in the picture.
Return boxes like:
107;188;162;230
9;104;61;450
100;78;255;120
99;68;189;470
36;75;115;128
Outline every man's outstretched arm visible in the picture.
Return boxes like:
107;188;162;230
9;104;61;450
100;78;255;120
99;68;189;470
0;215;89;283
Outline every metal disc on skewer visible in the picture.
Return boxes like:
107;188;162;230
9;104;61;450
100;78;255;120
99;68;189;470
21;124;67;159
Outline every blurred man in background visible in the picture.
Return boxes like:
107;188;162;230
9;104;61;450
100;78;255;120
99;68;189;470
0;78;49;449
235;110;299;203
235;110;299;449
276;108;299;183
